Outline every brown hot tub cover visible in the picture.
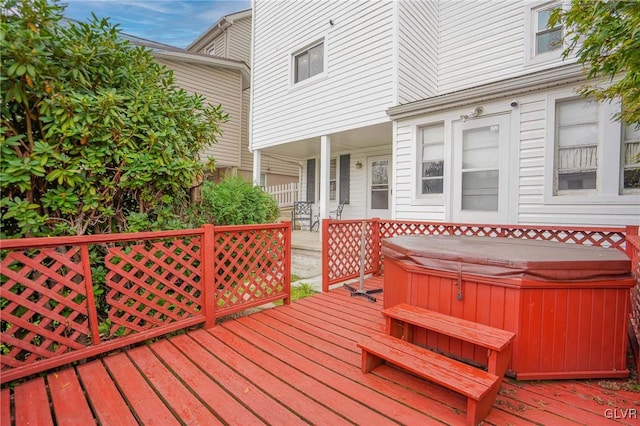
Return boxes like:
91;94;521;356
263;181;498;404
381;235;631;281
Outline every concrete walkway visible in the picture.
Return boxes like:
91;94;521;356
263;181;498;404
290;230;323;291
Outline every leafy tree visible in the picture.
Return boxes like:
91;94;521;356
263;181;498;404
189;177;280;226
551;0;640;124
0;0;227;238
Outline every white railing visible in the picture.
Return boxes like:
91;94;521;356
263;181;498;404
264;182;299;208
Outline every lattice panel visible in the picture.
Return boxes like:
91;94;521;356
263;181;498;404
0;247;90;371
105;238;202;337
503;227;626;250
214;229;287;312
326;222;375;281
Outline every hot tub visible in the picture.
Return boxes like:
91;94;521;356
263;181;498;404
382;235;635;380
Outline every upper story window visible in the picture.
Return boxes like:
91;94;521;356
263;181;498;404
293;40;324;84
419;124;444;195
534;4;562;55
623;123;640;192
554;98;598;193
525;1;564;65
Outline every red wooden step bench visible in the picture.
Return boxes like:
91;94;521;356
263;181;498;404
383;303;515;378
358;334;500;426
358;303;516;425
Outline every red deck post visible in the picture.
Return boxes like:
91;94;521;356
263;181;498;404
284;221;292;304
626;225;640;259
81;244;101;345
201;224;216;329
322;219;329;293
371;218;381;275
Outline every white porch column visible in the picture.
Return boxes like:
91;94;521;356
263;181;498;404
319;135;331;221
252;149;262;186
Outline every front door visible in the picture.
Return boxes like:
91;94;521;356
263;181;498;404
367;156;391;219
452;114;510;223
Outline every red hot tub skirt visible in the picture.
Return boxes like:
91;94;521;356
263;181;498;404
382;235;635;380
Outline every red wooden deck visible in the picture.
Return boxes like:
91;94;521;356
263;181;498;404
2;277;639;425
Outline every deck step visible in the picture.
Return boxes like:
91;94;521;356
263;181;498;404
383;303;515;352
383;303;515;379
358;334;500;426
358;334;499;400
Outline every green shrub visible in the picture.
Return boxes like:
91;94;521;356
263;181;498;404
190;177;279;226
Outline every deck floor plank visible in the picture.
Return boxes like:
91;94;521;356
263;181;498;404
188;329;353;425
77;360;139;425
1;276;637;425
1;388;11;426
47;369;95;426
262;306;361;353
499;380;621;425
13;377;53;426
102;352;180;426
240;311;471;424
148;339;267;426
126;345;224;425
224;316;444;425
209;324;399;425
168;334;308;426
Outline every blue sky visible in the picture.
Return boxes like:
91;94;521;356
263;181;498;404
61;0;251;48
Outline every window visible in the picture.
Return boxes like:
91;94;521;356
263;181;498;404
554;98;599;193
306;159;316;202
419;124;444;195
525;1;563;65
461;125;500;211
623;123;640;191
329;158;337;200
294;41;324;83
534;3;562;55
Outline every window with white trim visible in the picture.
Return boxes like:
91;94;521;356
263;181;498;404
554;98;599;193
419;124;444;195
622;123;640;191
293;40;324;84
534;3;562;55
525;1;563;65
329;158;337;200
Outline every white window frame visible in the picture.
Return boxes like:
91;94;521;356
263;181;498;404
544;90;634;204
417;123;445;198
329;158;337;201
291;38;326;87
410;118;451;206
524;0;565;66
622;123;640;194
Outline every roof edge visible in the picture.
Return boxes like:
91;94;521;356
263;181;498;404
387;63;588;120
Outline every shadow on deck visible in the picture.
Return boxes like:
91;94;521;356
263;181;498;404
2;276;639;425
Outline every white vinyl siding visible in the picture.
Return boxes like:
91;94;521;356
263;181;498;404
251;0;395;149
437;0;573;96
156;59;242;167
397;0;438;103
393;90;639;227
227;17;252;65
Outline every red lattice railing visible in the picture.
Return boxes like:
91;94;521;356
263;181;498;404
627;235;640;379
0;223;290;384
322;219;638;291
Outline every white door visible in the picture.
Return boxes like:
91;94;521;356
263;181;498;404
367;156;392;219
452;114;510;223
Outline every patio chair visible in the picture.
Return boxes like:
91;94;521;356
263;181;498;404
329;203;345;220
291;201;315;231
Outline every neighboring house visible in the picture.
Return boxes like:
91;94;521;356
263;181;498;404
250;0;639;226
187;9;299;188
129;37;250;181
